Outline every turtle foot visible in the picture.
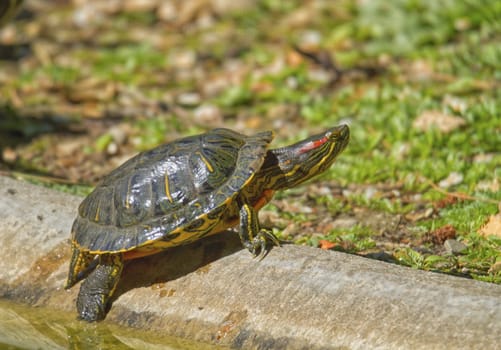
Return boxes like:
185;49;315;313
76;288;108;322
246;229;281;260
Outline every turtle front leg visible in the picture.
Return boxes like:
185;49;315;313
76;253;123;322
239;203;280;260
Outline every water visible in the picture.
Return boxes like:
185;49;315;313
0;300;223;350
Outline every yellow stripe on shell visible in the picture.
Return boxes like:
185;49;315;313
94;203;100;222
196;151;214;172
164;175;174;203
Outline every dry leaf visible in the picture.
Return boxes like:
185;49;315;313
409;60;434;81
319;239;336;250
67;78;116;103
488;261;501;274
476;178;500;192
429;224;457;245
443;95;468;113
479;214;501;238
122;0;158;12
413;110;466;133
80;103;104;118
439;171;464;188
405;207;434;222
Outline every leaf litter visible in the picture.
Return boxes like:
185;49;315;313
0;0;500;283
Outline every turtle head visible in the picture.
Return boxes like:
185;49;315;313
266;124;349;190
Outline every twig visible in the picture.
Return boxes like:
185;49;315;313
419;175;499;205
0;169;79;185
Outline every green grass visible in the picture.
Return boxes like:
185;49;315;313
310;225;378;253
2;0;500;283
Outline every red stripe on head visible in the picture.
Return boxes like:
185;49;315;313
298;136;328;154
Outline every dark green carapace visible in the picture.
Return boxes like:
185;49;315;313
65;125;350;321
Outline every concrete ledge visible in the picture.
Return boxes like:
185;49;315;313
0;175;500;349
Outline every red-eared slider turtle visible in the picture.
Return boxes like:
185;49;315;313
65;125;350;321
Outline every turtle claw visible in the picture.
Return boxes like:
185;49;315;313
250;230;281;260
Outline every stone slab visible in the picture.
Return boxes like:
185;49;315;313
0;176;500;349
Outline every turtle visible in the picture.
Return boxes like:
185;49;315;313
65;124;350;322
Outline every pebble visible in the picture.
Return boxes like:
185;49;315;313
56;140;83;157
363;186;377;200
444;239;467;255
473;153;494;163
171;50;196;69
413;110;466;133
298;30;323;49
122;0;158;12
157;2;177;22
2;148;17;163
108;125;128;145
307;68;332;84
106;142;119;156
0;25;17;45
286;76;299;89
177;92;201;106
212;0;256;14
332;216;358;229
193;104;223;125
439;172;464;188
72;2;106;27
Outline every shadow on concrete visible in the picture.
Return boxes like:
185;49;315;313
111;231;244;304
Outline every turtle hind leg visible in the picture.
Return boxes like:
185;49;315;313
76;253;123;322
65;247;97;289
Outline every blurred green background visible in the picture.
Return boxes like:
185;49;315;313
1;0;500;282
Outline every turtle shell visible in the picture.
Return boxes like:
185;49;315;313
72;128;274;254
